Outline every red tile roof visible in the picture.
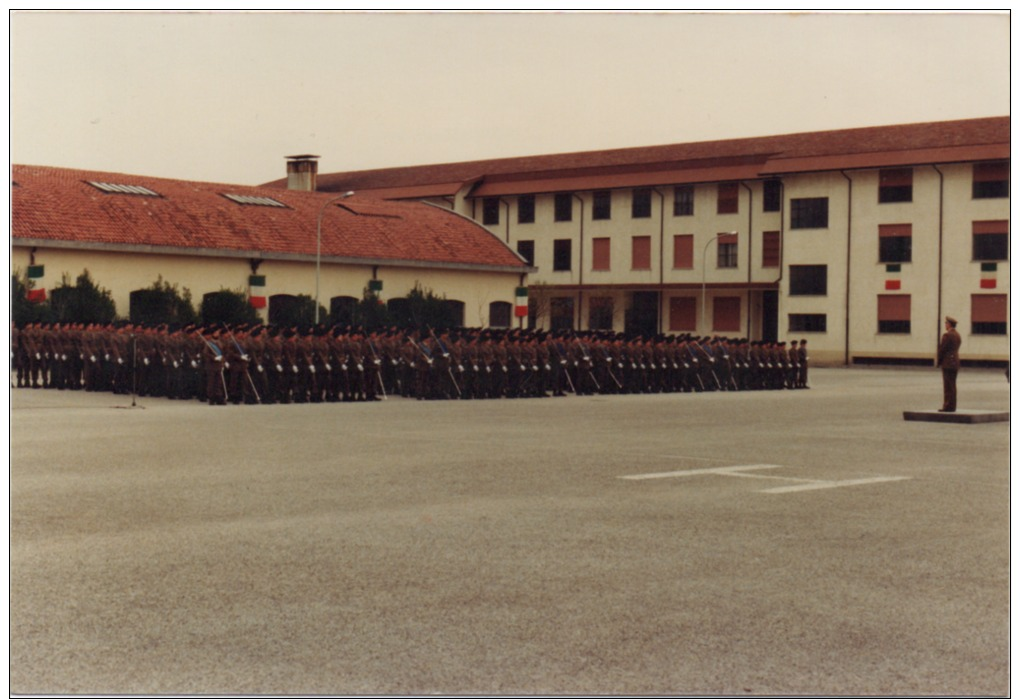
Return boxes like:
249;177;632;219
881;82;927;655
270;116;1009;197
12;165;528;271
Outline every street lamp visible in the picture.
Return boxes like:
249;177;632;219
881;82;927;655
702;231;736;334
315;191;355;323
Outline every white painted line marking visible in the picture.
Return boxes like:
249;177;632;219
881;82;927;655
760;477;911;494
620;464;783;480
621;464;911;495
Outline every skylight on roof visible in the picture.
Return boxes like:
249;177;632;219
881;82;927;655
222;193;287;208
88;181;160;196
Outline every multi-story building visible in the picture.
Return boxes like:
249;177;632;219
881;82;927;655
271;116;1009;365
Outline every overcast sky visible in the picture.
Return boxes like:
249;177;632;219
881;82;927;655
9;11;1011;188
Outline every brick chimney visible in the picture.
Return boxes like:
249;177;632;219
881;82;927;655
285;154;320;191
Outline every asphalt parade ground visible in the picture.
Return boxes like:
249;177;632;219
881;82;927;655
9;366;1011;696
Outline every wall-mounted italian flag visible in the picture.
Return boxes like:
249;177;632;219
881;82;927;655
249;274;267;308
884;264;901;291
26;265;46;303
514;286;528;317
980;262;997;289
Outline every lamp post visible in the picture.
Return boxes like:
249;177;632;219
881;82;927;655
315;191;355;323
702;231;735;335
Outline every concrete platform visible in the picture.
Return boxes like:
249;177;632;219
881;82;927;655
903;409;1010;424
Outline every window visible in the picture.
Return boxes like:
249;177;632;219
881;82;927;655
482;197;500;225
554;192;573;222
717;233;738;268
673;234;694;269
517;195;535;224
489;301;512;328
717;183;739;215
973;162;1009;199
516;240;535;266
879;168;913;203
762;230;781;268
593;190;612;220
222;193;286;207
789;265;828;296
763;180;781;212
971;294;1007;335
330;296;358;326
713;297;741;332
592;238;611;271
790;197;829;229
632;236;652;270
588;297;614;330
444;300;465;327
632;188;652;218
972;220;1008;260
879;224;912;263
673;185;694;216
553;239;573;271
788;314;827;333
669;297;697;331
550;297;575;331
877;294;911;334
89;181;161;197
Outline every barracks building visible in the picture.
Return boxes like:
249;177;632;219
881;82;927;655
264;116;1010;366
13;116;1009;366
11;165;533;328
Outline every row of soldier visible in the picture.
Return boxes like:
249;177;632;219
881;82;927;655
12;322;809;405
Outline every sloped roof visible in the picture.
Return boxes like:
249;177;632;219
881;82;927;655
269;116;1009;198
12;165;529;272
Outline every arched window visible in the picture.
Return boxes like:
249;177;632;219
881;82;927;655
444;300;465;327
489;301;512;328
387;297;411;326
200;290;258;325
330;296;358;326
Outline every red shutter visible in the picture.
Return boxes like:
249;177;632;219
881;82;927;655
632;236;651;270
879;223;912;237
669;297;697;331
973;220;1008;234
880;168;912;186
877;295;911;321
717;183;739;214
592;238;611;271
762;231;780;267
712;297;741;332
973;162;1009;182
673;235;694;269
971;294;1006;323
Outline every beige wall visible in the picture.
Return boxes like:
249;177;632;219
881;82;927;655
12;246;525;327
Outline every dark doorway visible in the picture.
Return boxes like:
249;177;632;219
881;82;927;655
762;290;779;343
625;291;659;338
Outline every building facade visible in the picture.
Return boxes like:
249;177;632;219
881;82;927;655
12;165;532;328
280;117;1009;365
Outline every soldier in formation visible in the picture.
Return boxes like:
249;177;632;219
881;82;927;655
12;322;810;403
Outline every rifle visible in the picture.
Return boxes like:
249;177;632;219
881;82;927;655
198;332;230;401
228;332;261;404
428;327;461;397
695;343;722;390
598;345;623;390
685;344;706;391
574;340;601;391
552;341;576;393
366;338;387;400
